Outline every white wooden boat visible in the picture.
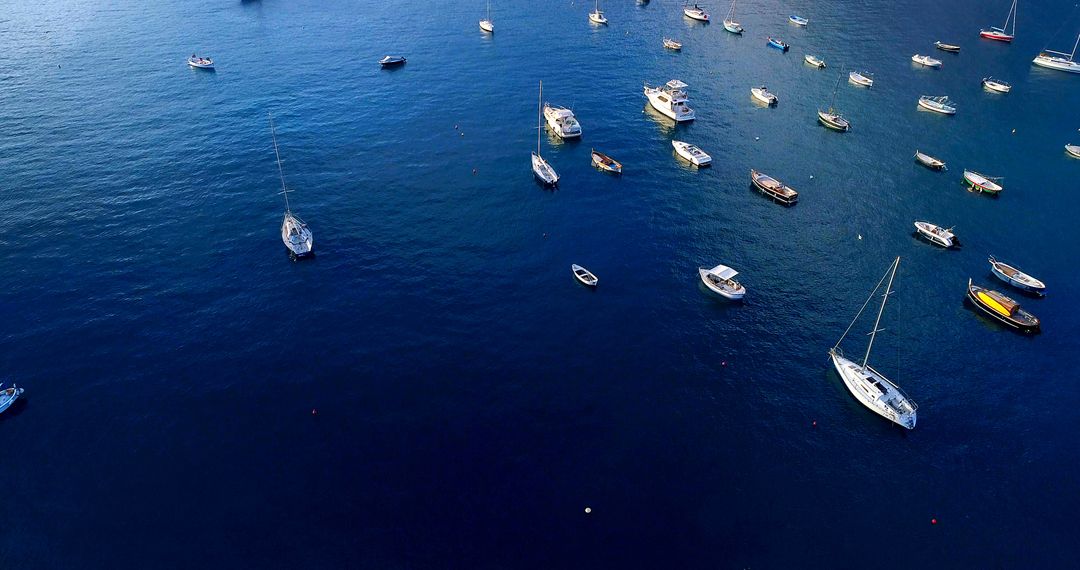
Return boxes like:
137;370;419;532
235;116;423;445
980;0;1016;42
187;55;214;69
663;37;683;50
723;0;743;33
989;255;1046;295
589;0;608;25
1033;34;1080;73
543;103;582;139
591;149;622;173
379;55;407;66
0;384;24;415
918;95;956;115
269;114;314;258
804;54;826;68
830;257;917;429
572;264;599;287
982;77;1012;93
848;71;874;87
750;169;798;205
934;41;961;52
673;140;711;166
684;4;710;22
914;150;946;170
750;85;778;106
644;80;695;122
532;81;559;186
1067;144;1080;159
479;1;494;33
699;264;745;300
963;170;1003;194
914;221;957;248
912;54;942;68
789;15;809;26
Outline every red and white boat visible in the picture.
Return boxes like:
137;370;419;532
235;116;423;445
980;0;1016;42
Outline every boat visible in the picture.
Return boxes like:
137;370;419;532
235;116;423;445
0;384;24;415
914;150;946;170
663;37;683;50
750;85;778;106
379;55;407;66
1032;34;1080;73
643;80;696;122
572;264;598;287
543;103;582;139
848;71;874;87
818;72;850;132
532;81;559;186
698;264;745;300
1067;144;1080;159
672;140;711;166
187;54;214;69
723;0;743;34
913;221;958;248
934;41;961;52
591;149;622;173
684;4;710;22
804;54;826;68
789;15;809;26
982;77;1012;93
980;0;1016;42
750;169;798;205
589;0;608;25
268;114;314;258
963;170;1003;194
767;37;789;52
989;255;1046;295
829;257;917;429
912;54;942;68
479;1;494;33
967;279;1040;333
918;95;956;115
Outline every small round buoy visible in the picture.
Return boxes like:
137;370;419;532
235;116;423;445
584;507;592;514
311;409;318;416
721;361;727;367
460;132;464;136
857;234;862;240
454;125;459;130
812;420;817;427
754;136;760;141
809;175;814;179
1011;129;1016;134
543;233;548;238
931;518;938;525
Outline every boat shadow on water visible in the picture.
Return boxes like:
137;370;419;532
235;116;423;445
642;104;687;134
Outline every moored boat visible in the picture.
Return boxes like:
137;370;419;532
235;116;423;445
750;85;778;106
934;41;961;52
379;55;407;66
187;54;214;69
912;54;942;68
543;103;582;139
767;37;789;51
818;72;849;131
723;0;743;34
672;140;711;166
967;279;1040;333
1032;34;1080;73
848;70;874;87
663;37;682;50
591;149;622;173
963;169;1003;194
644;79;696;122
1067;144;1080;159
988;255;1046;295
750;169;798;205
589;0;608;25
789;15;809;26
918;95;956;115
980;0;1016;42
913;221;958;248
0;384;24;415
684;4;710;22
804;54;826;68
699;264;745;300
982;77;1012;93
479;0;494;33
269;113;314;258
572;264;599;287
532;81;559;186
914;150;947;170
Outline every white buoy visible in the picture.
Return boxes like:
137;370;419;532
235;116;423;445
584;507;592;514
754;136;760;141
857;234;863;240
810;175;814;179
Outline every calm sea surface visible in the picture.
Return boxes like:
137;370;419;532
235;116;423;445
2;0;1079;567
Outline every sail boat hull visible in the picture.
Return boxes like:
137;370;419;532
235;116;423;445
979;30;1013;42
830;351;917;429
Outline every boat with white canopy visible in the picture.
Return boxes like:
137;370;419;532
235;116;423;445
644;80;696;122
699;264;745;300
544;103;582;139
532;81;559;186
1033;34;1080;73
673;140;711;166
269;113;314;258
914;221;958;248
918;95;956;115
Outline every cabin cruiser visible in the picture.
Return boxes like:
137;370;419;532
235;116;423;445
543;104;582;139
644;80;695;122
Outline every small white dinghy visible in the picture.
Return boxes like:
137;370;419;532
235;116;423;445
804;54;826;68
751;85;778;106
663;37;683;50
848;71;874;87
912;54;942;68
699;264;746;300
982;77;1012;93
672;140;711;166
188;55;214;69
1067;144;1080;159
989;256;1046;295
918;95;956;115
0;384;24;415
913;220;958;248
571;264;598;287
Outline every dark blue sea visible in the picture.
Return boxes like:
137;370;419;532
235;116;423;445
2;0;1079;567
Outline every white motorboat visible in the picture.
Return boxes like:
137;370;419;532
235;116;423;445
379;55;407;66
672;140;711;166
829;257;917;429
982;77;1012;93
589;0;608;25
532;81;559;186
913;221;957;248
269;113;314;258
989;255;1046;295
918;95;956;115
543;104;582;139
912;54;942;68
572;264;598;287
723;0;743;33
187;55;214;69
479;0;494;33
0;384;24;415
750;85;778;106
804;54;826;68
699;264;745;300
684;4;710;22
644;80;695;122
663;37;683;50
848;71;874;87
1032;34;1080;73
1067;144;1080;159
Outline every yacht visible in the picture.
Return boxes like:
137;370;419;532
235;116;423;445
269;114;313;258
644;80;695;122
1032;34;1080;73
532;81;559;186
543;104;583;139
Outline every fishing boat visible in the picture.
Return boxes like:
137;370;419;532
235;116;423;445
0;384;23;415
789;15;809;26
934;41;961;52
750;169;798;205
589;0;608;25
572;264;599;287
967;279;1040;333
543;103;582;139
269;114;314;258
479;1;494;33
829;257;917;429
818;72;850;132
684;4;710;22
591;149;622;173
982;77;1012;93
980;0;1016;42
848;71;874;87
767;37;789;52
379;55;407;66
663;37;683;50
989;256;1046;295
532;81;559;186
963;170;1003;194
644;80;696;122
804;54;826;68
750;85;778;106
1032;34;1080;73
914;150;946;170
918;95;956;115
723;0;743;34
187;55;214;69
1067;144;1080;159
913;221;958;248
699;264;745;300
912;54;942;68
673;141;711;166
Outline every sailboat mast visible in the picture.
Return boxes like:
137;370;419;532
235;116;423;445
862;256;900;369
537;80;542;156
268;113;291;212
1072;33;1079;59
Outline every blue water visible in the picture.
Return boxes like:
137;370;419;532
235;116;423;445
2;0;1079;566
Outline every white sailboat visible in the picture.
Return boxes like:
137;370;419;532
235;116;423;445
479;1;494;33
269;113;314;258
723;0;743;34
532;81;559;186
589;0;608;25
829;257;917;429
1033;34;1080;73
